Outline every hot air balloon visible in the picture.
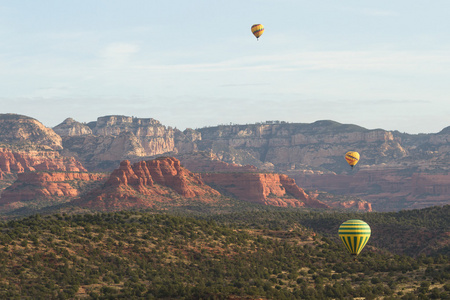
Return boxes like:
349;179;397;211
251;24;264;40
338;219;371;256
345;151;360;168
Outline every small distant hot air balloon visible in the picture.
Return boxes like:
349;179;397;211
338;219;371;256
251;24;264;40
345;151;360;168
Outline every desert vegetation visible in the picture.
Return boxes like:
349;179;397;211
0;207;448;299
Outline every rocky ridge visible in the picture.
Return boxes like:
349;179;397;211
1;113;449;212
53;116;450;175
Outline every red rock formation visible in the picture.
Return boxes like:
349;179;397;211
200;172;329;208
0;172;107;204
178;153;329;208
105;157;220;198
78;157;221;211
0;147;86;173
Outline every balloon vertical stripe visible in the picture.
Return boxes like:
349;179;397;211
338;219;371;256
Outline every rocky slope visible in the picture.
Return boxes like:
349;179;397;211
52;117;92;136
0;114;63;150
0;172;107;211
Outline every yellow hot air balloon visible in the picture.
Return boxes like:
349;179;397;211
338;219;371;256
345;151;360;168
251;24;264;40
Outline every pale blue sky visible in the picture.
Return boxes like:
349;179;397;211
1;1;449;133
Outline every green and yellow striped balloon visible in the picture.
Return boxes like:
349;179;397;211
338;219;371;256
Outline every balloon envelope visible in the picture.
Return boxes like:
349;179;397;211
338;219;371;256
251;24;264;39
345;151;360;168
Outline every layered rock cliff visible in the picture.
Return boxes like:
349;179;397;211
53;116;449;176
1;113;449;212
200;172;330;208
56;116;178;171
0;147;86;174
176;152;258;173
291;168;450;211
196;121;409;173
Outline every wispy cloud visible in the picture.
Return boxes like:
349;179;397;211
219;83;268;87
342;7;399;17
100;43;140;67
132;50;450;75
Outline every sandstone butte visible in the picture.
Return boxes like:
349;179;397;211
76;157;222;211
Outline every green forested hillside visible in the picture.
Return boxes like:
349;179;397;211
209;205;450;257
0;209;449;299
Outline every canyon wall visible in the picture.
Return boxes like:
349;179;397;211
196;121;408;172
0;114;448;212
291;168;450;211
